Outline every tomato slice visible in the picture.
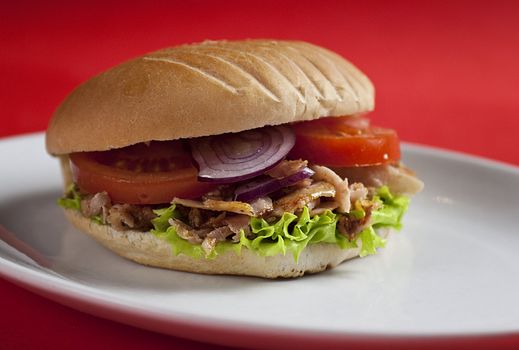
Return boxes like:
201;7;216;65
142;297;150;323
69;141;216;204
288;116;400;167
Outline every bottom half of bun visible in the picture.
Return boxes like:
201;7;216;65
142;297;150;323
63;208;390;279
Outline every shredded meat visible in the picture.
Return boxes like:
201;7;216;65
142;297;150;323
78;191;156;231
291;178;313;189
200;212;227;229
167;207;255;255
201;237;217;255
272;181;336;216
309;201;339;216
310;165;350;213
168;218;207;244
224;215;250;233
349;182;368;204
249;196;273;216
108;204;156;231
173;197;270;216
266;159;308;179
306;198;320;211
201;226;237;255
336;205;374;240
207;226;234;240
333;164;424;195
165;209;253;256
170;217;240;255
186;207;227;229
80;191;111;220
188;208;204;228
224;215;252;241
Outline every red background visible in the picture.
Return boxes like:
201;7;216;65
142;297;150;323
1;1;518;349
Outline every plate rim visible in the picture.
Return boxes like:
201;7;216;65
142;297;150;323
2;257;519;349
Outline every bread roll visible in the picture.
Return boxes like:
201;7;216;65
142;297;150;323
47;40;393;278
46;40;374;155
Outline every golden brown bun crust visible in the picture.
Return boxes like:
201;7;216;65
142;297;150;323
46;39;374;155
63;209;389;278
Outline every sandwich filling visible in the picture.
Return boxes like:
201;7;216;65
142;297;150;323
58;116;423;260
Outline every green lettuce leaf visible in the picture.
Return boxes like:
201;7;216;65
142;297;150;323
151;186;410;261
57;184;82;210
371;186;410;229
245;207;357;261
358;226;386;257
151;205;181;231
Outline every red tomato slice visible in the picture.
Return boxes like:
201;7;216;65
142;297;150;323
288;116;400;167
69;141;216;204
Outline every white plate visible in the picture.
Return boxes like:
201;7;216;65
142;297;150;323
1;133;519;349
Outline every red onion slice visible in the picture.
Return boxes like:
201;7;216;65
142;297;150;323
190;126;296;183
234;167;315;202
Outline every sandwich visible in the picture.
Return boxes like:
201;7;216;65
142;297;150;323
46;39;423;278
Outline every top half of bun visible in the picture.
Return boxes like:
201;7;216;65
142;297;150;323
46;39;375;155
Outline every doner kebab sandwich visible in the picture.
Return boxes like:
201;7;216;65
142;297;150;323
46;39;423;278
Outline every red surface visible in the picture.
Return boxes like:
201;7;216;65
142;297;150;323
1;1;518;349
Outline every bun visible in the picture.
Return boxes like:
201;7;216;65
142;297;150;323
46;39;374;155
63;208;390;278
